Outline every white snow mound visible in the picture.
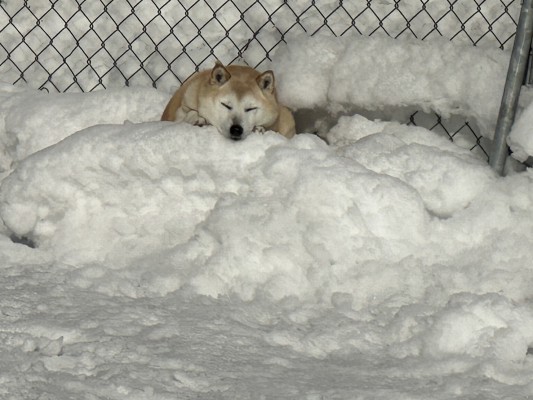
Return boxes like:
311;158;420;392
271;34;509;137
0;86;169;170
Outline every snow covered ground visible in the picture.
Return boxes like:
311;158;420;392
2;3;533;399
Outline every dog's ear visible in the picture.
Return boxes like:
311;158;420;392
210;61;231;85
256;70;275;94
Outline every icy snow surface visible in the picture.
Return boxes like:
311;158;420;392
2;35;533;399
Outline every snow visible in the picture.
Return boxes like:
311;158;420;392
3;6;533;400
0;83;169;170
272;35;509;137
509;99;533;162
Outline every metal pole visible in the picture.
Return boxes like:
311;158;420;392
526;46;533;85
490;0;533;175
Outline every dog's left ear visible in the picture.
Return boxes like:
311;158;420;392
256;71;275;94
210;61;231;86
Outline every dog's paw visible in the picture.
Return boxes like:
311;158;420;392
253;126;265;134
194;116;208;127
183;110;207;126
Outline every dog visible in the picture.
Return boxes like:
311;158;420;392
161;61;296;141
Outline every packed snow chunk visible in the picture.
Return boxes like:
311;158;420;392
271;34;509;136
509;100;533;162
416;293;533;363
329;115;496;216
1;85;169;165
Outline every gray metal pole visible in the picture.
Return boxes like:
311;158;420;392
490;0;533;175
526;46;533;85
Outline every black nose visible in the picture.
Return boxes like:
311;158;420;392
230;124;243;140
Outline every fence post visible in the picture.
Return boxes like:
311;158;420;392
490;0;533;175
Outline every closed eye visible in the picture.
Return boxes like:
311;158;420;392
245;107;258;112
221;102;232;110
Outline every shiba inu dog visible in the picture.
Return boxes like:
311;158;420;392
161;61;296;141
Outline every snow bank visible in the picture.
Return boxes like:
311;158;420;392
271;34;509;137
3;108;533;376
0;121;428;287
0;84;168;171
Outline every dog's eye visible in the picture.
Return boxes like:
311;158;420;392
245;107;257;112
221;102;232;110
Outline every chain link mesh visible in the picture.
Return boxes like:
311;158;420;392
0;1;521;158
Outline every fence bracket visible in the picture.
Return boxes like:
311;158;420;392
490;0;533;175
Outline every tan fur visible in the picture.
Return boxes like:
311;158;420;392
161;62;296;140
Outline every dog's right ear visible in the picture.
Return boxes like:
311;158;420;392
256;70;275;94
210;61;231;86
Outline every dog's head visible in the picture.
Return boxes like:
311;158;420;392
199;62;279;141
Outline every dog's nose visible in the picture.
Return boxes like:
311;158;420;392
230;124;243;140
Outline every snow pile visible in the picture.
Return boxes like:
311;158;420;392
271;35;509;137
0;84;168;171
2;95;533;377
328;115;495;216
0;121;428;294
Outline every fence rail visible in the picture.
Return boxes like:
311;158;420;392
0;0;521;158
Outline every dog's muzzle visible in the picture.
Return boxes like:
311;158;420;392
230;124;243;141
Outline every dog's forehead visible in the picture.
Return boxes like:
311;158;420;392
225;78;260;99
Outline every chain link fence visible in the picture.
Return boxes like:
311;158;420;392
0;0;521;158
